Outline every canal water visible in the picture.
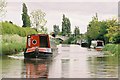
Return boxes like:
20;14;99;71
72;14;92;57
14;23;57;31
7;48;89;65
1;44;118;79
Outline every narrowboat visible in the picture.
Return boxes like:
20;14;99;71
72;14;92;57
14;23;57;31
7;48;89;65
90;40;104;51
24;34;57;58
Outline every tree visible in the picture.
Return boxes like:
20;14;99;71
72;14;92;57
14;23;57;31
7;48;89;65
74;26;80;37
105;25;120;43
87;13;100;40
73;26;80;43
53;25;60;35
96;21;108;43
62;14;71;36
0;0;7;17
22;3;31;27
41;26;48;33
30;9;47;32
86;13;108;46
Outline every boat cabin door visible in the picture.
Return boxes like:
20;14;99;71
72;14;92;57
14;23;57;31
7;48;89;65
39;35;50;48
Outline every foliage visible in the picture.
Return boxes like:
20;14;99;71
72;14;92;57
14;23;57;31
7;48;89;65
87;14;99;46
63;36;75;44
62;14;71;36
87;13;119;44
87;14;100;40
53;25;60;35
22;3;31;27
73;26;80;43
0;0;6;17
2;34;26;55
112;33;120;43
74;26;80;37
62;34;77;44
105;26;120;43
1;21;38;37
30;9;47;32
40;26;48;34
62;26;81;44
103;44;119;55
105;19;119;43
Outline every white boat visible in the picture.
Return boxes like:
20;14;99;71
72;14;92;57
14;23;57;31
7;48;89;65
90;40;104;51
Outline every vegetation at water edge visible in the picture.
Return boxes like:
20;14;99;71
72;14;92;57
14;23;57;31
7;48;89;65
1;35;26;55
103;44;119;55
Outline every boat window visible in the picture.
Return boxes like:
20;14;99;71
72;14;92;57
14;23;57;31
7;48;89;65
97;42;103;46
28;38;31;47
39;36;49;48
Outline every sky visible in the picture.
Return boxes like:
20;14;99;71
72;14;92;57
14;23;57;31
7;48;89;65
3;0;119;33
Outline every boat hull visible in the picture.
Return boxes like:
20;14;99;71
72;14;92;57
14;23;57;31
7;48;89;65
96;48;102;51
95;47;103;51
24;52;52;59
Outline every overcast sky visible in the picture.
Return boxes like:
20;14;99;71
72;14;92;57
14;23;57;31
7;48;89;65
3;0;119;33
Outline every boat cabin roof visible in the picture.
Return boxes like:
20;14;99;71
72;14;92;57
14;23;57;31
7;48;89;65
27;34;48;37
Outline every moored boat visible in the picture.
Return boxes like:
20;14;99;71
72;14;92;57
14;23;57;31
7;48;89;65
90;40;104;51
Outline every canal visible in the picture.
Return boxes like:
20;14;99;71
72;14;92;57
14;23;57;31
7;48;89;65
1;44;118;78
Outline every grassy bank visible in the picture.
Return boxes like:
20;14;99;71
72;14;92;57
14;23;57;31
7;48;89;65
1;21;38;37
1;34;26;55
1;21;40;55
103;44;119;55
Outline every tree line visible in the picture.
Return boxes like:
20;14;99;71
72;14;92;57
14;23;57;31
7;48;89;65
53;14;80;44
21;3;81;37
53;14;80;37
86;13;120;47
1;1;80;39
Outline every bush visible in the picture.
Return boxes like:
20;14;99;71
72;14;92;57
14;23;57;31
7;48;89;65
112;33;120;44
62;36;75;44
2;42;26;55
1;34;26;55
103;44;119;55
1;21;38;37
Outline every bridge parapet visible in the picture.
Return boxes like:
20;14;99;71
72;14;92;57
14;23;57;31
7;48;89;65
55;35;69;41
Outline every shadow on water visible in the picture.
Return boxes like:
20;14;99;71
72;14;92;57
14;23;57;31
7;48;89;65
87;55;118;78
23;59;51;79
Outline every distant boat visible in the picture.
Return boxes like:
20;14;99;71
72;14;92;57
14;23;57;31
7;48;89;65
81;39;88;47
90;40;104;51
24;34;57;58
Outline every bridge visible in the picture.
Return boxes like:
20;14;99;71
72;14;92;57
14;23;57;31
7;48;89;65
55;35;69;41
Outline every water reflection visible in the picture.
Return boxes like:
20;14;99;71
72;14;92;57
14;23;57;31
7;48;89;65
24;59;50;79
87;56;118;78
61;59;70;78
